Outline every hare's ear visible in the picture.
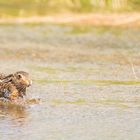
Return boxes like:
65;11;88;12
3;74;14;79
1;74;14;83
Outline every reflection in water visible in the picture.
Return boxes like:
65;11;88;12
0;102;28;140
0;98;40;125
0;98;41;140
0;103;26;120
0;100;28;128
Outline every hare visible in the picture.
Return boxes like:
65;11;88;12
0;71;32;100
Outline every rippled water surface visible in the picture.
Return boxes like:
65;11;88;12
0;24;140;140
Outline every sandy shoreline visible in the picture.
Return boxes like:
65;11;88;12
0;13;140;26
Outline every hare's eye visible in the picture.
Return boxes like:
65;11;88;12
17;74;22;79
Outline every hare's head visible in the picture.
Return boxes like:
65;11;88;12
14;71;32;87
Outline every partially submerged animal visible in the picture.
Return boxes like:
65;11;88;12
0;71;32;101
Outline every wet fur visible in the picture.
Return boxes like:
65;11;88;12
0;71;31;100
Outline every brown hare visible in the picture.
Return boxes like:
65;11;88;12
0;71;32;101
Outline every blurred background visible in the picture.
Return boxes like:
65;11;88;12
0;1;140;140
0;0;139;17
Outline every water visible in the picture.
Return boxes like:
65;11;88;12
0;24;140;140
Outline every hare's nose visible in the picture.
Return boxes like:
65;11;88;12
28;80;32;87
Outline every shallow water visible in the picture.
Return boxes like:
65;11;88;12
0;24;140;140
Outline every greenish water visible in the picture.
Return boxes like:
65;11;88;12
0;24;140;140
36;79;140;85
67;25;124;35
